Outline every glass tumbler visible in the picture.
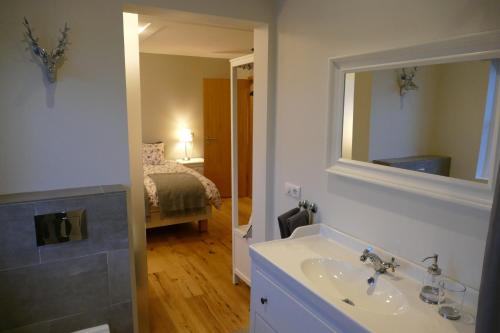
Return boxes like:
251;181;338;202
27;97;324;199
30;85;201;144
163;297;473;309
438;279;466;320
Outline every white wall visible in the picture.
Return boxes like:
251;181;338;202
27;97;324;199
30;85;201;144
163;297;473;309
274;0;500;291
368;66;439;161
0;0;130;194
0;0;273;195
432;61;491;181
140;53;229;160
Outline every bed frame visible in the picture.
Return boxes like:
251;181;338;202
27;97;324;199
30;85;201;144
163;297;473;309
145;203;212;232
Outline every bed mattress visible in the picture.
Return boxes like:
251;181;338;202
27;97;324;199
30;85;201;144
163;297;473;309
143;160;222;209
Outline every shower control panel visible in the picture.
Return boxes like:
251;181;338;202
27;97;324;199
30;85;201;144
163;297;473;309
34;209;87;246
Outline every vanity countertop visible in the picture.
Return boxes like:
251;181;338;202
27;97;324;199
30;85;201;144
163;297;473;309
250;224;475;333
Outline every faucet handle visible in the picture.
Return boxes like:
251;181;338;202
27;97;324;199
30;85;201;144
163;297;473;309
389;257;400;272
360;248;370;262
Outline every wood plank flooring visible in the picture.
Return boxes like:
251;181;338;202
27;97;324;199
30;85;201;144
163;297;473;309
237;196;252;226
147;198;252;333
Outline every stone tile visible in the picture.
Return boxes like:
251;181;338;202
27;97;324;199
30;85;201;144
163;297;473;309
47;306;109;333
37;239;95;263
0;187;103;206
3;321;50;333
33;196;96;216
101;185;126;194
108;250;131;304
4;306;110;333
97;193;128;221
36;193;129;263
0;188;132;333
0;253;109;331
89;193;129;253
0;203;39;270
109;302;133;333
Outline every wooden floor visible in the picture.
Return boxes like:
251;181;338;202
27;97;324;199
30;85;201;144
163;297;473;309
147;198;252;333
237;196;252;226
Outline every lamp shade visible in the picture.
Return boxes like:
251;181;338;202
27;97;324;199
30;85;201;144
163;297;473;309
179;129;193;143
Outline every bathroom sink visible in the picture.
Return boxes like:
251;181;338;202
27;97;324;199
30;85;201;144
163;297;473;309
300;258;409;316
251;224;474;332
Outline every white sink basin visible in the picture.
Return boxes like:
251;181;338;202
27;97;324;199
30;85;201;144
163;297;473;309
301;258;409;316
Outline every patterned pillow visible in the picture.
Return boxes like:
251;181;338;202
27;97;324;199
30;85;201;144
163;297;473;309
142;142;164;165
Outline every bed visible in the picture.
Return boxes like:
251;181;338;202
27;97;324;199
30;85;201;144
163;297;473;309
142;143;221;231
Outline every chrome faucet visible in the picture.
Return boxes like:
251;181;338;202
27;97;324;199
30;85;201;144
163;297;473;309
360;248;400;274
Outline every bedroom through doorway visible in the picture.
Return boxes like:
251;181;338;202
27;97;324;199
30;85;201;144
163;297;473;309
125;9;257;332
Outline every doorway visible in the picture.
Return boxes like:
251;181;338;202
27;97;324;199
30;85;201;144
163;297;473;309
123;9;270;333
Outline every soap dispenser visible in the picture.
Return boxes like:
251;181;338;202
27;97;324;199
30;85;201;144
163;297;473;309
419;254;442;304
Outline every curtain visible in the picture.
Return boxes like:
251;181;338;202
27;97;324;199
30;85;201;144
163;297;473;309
476;168;500;332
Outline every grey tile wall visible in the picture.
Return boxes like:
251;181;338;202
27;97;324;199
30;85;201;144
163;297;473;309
0;186;133;333
0;203;38;270
108;249;132;305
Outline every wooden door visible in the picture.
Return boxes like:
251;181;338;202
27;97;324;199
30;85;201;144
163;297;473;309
248;80;253;196
204;78;253;199
204;79;232;197
237;79;253;198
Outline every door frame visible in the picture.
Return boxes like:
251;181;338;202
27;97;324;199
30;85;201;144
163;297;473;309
230;54;254;227
230;54;253;284
124;10;272;331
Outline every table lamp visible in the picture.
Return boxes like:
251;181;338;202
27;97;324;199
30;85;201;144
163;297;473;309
179;129;193;160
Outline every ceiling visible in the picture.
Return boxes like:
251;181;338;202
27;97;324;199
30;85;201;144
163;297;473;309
138;15;254;59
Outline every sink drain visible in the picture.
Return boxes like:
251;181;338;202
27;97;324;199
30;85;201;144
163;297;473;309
342;298;355;306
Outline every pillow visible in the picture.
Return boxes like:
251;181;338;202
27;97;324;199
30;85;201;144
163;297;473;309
142;142;164;165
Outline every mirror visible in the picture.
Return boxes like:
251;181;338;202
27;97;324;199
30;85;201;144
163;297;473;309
341;59;499;183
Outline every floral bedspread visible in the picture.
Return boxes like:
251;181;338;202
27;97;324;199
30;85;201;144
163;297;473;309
144;160;222;209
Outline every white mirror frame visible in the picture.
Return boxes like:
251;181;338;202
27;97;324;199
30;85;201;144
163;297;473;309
327;31;500;211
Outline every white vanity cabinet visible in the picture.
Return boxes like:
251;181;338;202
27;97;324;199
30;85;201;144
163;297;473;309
249;224;476;333
250;268;337;333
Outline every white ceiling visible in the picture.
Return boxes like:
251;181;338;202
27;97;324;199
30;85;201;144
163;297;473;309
138;15;254;59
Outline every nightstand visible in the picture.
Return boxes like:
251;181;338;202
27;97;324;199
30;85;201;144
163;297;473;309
176;157;204;174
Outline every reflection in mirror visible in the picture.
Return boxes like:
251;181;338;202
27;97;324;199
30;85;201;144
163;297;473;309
342;59;498;183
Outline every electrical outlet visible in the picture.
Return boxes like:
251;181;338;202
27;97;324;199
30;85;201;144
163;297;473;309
285;182;301;199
